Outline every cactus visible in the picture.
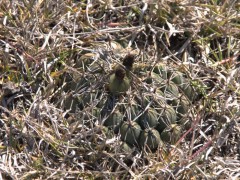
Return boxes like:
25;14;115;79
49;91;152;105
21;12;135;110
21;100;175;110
160;80;179;98
139;128;162;151
138;108;159;129
180;80;196;101
170;71;185;86
135;93;153;107
79;91;100;109
156;104;177;133
126;103;141;121
103;110;123;130
160;124;181;144
148;72;165;84
172;94;191;119
153;64;169;79
82;107;101;124
109;67;130;95
70;51;197;152
120;121;142;146
156;89;165;97
120;141;133;153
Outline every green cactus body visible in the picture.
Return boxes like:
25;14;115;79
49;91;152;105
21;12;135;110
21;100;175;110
174;95;191;118
83;107;101;122
165;105;177;123
65;91;99;112
120;121;142;146
119;101;140;121
156;104;177;133
92;108;101;117
109;68;130;95
120;142;133;153
64;76;88;92
103;111;123;130
145;76;153;84
151;72;165;83
180;80;196;101
160;124;181;144
153;64;169;79
170;71;185;86
138;108;159;129
64;81;95;112
160;81;179;98
68;54;197;152
179;117;191;130
135;94;153;108
96;95;107;108
130;104;140;120
63;94;77;113
78;92;99;109
156;89;164;97
139;128;162;151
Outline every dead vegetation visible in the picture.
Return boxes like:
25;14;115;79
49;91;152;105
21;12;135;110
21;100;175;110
0;0;240;179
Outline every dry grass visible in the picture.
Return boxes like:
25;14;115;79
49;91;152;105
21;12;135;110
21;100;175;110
0;0;240;179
